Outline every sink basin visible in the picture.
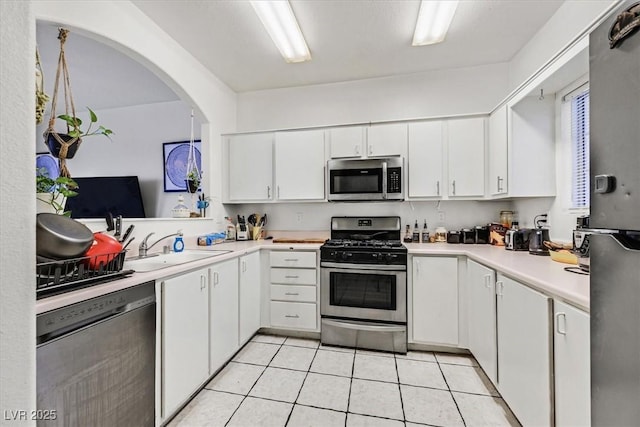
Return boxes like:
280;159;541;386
123;250;232;272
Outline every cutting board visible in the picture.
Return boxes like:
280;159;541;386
272;238;326;244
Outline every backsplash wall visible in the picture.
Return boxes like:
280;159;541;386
228;200;515;233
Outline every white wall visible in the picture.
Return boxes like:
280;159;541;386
36;100;202;218
227;200;513;234
237;63;509;132
0;1;36;422
507;0;615;94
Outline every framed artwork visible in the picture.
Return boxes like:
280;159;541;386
163;140;201;192
36;152;59;179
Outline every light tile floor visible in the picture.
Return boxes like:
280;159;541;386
169;335;521;427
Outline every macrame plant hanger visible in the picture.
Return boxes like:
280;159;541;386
186;109;201;210
46;28;80;178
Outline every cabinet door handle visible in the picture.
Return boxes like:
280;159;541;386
242;261;246;273
555;312;567;335
483;274;492;289
368;144;373;155
355;145;360;155
267;185;271;199
285;275;299;279
436;180;440;196
277;185;280;199
284;258;299;262
415;261;420;276
496;281;504;297
213;271;219;286
200;275;207;290
284;292;299;296
497;176;504;192
452;180;456;195
285;314;300;319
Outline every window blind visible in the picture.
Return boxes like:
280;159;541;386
571;90;590;209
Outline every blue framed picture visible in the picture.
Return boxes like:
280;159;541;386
163;140;202;192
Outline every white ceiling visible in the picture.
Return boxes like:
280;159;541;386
36;1;565;111
132;0;565;92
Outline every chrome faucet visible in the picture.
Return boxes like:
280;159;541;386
138;230;183;258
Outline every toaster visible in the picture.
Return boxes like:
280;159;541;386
505;229;532;251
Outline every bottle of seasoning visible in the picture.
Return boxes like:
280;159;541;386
421;220;430;243
403;225;413;243
412;220;420;243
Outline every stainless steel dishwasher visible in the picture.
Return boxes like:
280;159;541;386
37;282;156;426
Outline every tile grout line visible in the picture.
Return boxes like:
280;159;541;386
435;355;467;427
284;341;320;426
394;353;407;424
345;346;356;427
223;339;286;427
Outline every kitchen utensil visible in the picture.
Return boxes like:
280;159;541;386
248;213;257;226
36;213;94;259
122;237;135;250
120;224;134;243
114;215;122;238
105;212;114;232
84;232;124;269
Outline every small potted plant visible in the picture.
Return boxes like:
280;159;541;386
45;107;113;159
36;167;79;215
186;168;201;193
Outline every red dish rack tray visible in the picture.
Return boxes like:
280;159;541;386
36;250;131;298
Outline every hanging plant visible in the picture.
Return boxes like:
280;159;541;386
185;109;201;194
43;28;113;177
35;47;49;124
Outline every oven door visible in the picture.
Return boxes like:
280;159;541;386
320;263;406;323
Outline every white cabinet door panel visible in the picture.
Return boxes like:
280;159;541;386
328;127;365;158
366;123;407;157
408;121;444;198
275;130;325;200
270;301;317;329
209;258;239;373
270;251;317;268
489;105;508;195
447;118;485;197
239;251;261;344
228;133;273;201
412;256;458;345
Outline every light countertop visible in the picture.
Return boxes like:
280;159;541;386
36;240;589;314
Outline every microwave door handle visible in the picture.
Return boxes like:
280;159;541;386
382;161;388;199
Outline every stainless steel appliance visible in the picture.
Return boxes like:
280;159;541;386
528;214;550;255
505;229;532;251
320;216;407;353
327;158;404;201
590;2;640;424
37;282;156;426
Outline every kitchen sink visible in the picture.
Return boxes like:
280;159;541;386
123;249;232;272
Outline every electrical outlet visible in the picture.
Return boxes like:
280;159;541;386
438;211;446;223
296;212;303;223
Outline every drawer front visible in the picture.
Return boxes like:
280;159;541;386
270;251;317;268
270;301;317;330
270;268;316;285
270;284;317;303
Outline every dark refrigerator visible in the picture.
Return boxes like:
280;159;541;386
589;1;640;425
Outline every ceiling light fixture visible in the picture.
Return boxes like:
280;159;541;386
250;0;311;63
412;0;459;46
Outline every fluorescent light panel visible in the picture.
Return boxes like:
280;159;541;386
413;0;459;46
250;0;311;63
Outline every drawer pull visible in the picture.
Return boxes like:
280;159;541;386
284;292;299;296
285;275;300;279
284;258;299;262
285;314;300;319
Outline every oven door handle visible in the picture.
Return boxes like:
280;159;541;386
322;318;406;333
320;262;406;271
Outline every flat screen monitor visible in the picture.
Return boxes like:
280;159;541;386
66;176;146;219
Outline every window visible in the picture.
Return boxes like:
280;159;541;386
570;90;590;209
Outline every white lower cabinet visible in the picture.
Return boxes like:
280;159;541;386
554;300;590;427
239;251;261;344
161;268;209;418
411;256;458;346
269;250;318;331
496;274;552;427
209;258;239;373
466;259;497;384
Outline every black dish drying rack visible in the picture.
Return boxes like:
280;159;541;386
36;250;133;298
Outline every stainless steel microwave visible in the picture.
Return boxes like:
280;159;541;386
327;158;404;201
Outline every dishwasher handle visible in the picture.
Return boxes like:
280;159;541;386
37;281;155;345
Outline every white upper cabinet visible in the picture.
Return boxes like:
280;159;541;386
328;126;366;158
275;130;326;200
328;124;406;159
447;117;486;197
407;121;444;198
227;133;274;201
366;123;407;157
488;105;508;196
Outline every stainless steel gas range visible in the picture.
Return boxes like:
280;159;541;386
320;216;407;353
